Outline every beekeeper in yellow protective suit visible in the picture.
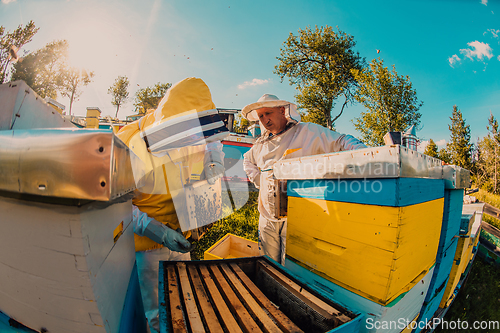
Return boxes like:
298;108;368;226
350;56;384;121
117;77;225;333
242;94;367;265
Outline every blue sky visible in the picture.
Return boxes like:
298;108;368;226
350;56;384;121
1;0;499;150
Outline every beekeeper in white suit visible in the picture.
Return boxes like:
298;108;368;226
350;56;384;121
242;94;367;265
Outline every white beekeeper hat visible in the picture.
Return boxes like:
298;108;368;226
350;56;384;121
241;94;301;123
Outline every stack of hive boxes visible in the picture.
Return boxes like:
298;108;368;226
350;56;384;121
273;146;470;333
414;189;463;331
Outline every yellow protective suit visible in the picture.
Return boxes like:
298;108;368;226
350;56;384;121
117;77;223;333
117;77;216;252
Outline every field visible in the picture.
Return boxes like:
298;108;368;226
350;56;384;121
436;257;500;333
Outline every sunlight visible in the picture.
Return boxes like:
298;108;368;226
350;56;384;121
66;19;121;71
59;10;140;80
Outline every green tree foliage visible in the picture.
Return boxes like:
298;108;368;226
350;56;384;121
424;138;438;157
232;113;252;133
274;25;365;129
0;20;39;83
447;105;473;170
133;82;171;114
12;40;69;99
108;75;130;118
352;58;423;147
60;68;94;115
475;113;500;194
437;148;452;164
13;40;94;114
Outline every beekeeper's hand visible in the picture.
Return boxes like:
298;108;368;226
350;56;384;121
203;161;224;185
202;141;225;185
143;219;193;253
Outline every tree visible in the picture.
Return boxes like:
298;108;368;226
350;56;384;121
352;58;423;147
60;67;94;115
447;105;473;170
12;40;69;99
232;113;252;133
274;25;365;129
133;82;171;114
424;139;438;157
475;113;500;194
438;148;452;164
108;75;130;118
0;20;39;83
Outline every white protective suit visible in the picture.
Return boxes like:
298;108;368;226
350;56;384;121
243;119;366;265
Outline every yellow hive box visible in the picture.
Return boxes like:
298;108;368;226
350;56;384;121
204;233;260;260
286;197;443;306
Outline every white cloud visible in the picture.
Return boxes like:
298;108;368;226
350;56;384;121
435;139;447;147
418;140;429;152
460;41;493;61
1;0;17;3
448;54;460;67
485;29;500;39
481;0;488;6
418;139;447;153
497;55;500;61
237;78;269;90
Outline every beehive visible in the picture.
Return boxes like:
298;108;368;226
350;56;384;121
286;178;443;305
273;146;469;306
414;189;464;331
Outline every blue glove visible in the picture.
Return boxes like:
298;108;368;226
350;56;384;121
202;161;225;184
143;219;193;253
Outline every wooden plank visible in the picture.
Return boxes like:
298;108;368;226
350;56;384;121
198;265;241;333
229;263;303;333
482;221;500;239
257;260;350;323
187;265;224;333
221;264;283;333
177;263;205;333
167;266;188;333
209;264;263;333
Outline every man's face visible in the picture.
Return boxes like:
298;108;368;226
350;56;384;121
256;106;288;135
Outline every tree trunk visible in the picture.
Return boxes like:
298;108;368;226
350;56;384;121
115;105;120;119
69;87;75;116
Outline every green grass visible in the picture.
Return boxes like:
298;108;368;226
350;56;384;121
437;257;500;333
484;214;500;230
190;191;259;260
474;189;500;210
473;188;500;229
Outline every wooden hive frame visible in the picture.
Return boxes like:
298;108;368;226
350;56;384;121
159;257;355;333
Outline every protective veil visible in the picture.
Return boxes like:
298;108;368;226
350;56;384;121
117;77;226;332
243;100;366;265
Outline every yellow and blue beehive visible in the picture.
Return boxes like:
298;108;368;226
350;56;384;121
273;146;469;307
